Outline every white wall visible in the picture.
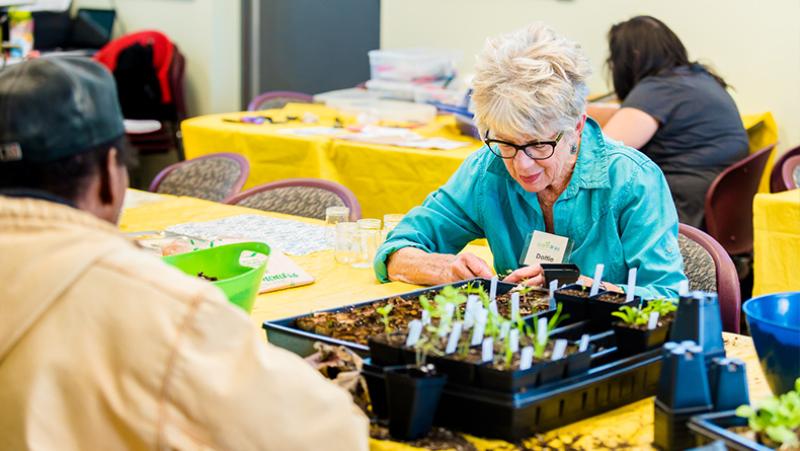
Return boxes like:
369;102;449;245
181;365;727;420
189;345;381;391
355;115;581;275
381;0;800;150
73;0;241;116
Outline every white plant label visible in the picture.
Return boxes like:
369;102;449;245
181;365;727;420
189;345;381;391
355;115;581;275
499;321;510;340
552;338;568;360
471;310;488;346
445;322;463;354
579;334;591;352
589;264;605;296
647;311;660;330
481;337;494;363
520;346;534;370
626;267;637;303
511;292;520;320
679;280;689;297
509;329;520;353
537;317;548;345
421;310;431;326
489;301;499;318
406;320;423;347
439;303;455;336
464;295;478;329
549;279;558;300
489;276;498;302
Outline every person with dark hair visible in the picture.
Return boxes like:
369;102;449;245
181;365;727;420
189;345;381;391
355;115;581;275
0;58;367;450
601;15;749;228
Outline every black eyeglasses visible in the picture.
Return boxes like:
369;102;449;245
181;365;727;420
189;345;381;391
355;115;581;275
484;129;564;160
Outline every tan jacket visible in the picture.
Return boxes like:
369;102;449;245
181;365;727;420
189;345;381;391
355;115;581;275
0;196;368;450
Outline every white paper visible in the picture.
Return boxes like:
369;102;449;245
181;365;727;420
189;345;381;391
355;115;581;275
445;322;463;354
579;334;591;352
511;292;520;320
552;339;568;360
523;230;571;266
481;337;494;363
589;264;605;296
520;346;534;370
626;268;637;303
647;311;660;330
406;320;423;347
537;317;548;345
509;329;520;353
489;276;498;302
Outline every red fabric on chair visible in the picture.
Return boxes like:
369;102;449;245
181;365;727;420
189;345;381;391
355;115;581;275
95;30;175;104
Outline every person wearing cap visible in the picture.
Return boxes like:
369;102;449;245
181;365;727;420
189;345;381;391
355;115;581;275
0;58;368;450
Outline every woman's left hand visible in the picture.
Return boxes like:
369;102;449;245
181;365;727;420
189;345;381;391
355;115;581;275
502;264;544;287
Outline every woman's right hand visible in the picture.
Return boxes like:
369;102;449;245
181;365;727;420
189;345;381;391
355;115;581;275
441;252;494;282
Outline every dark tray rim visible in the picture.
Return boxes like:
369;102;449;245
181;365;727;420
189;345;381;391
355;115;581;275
688;411;774;451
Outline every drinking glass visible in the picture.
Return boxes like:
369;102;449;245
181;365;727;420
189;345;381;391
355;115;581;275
382;213;404;241
335;222;359;264
325;206;350;225
352;218;382;269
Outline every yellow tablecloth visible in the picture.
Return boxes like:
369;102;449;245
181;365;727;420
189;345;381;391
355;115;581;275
753;189;800;296
181;104;482;219
120;192;771;450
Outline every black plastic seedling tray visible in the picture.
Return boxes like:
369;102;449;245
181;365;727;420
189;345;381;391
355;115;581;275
364;342;663;440
688;411;773;451
262;278;550;357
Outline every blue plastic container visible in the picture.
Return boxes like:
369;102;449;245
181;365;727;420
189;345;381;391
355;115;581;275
743;292;800;395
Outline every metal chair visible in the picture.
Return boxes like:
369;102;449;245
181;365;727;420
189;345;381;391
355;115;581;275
247;91;314;112
704;144;775;256
770;145;800;192
225;178;361;221
678;223;741;333
149;153;249;202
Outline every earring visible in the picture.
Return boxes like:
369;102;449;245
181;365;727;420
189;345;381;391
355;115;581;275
570;144;578;154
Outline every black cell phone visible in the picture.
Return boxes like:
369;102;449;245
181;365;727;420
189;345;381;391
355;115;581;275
541;263;580;287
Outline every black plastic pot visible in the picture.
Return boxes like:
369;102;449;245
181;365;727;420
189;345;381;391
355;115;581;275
688;411;773;451
430;355;477;385
475;363;540;392
553;284;594;322
655;400;713;451
613;322;670;356
565;347;593;377
537;358;568;386
385;365;448;441
363;365;389;419
368;334;406;366
587;291;641;331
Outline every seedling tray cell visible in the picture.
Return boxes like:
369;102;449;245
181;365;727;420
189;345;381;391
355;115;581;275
688;411;774;451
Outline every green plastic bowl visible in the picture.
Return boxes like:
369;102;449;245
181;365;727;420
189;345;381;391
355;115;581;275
163;241;270;313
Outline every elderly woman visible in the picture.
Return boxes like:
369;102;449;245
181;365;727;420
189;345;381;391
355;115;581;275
374;23;687;299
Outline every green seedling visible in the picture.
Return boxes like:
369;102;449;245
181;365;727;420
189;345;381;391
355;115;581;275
643;298;677;317
376;304;393;334
736;378;800;447
611;305;649;326
528;303;569;359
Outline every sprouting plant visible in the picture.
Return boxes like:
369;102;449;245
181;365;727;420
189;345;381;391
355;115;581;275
462;282;490;308
515;283;538;295
435;285;467;321
414;327;444;366
735;378;800;447
643;298;677;317
376;304;393;334
504;340;514;369
527;303;569;359
611;305;649;326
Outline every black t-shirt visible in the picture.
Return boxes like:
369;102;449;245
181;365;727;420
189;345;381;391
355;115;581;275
622;65;749;228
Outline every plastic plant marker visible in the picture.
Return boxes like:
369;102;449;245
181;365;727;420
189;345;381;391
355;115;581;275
537;317;548;345
471;309;488;346
406;320;423;347
510;292;520;321
464;295;478;329
520;346;534;370
445;322;463;354
647;311;660;330
489;301;499;318
589;264;604;296
421;310;431;326
482;337;494;363
579;334;590;352
552;339;568;360
499;321;511;340
490;276;498;302
438;303;455;337
626;268;637;303
509;329;520;353
549;279;558;309
679;279;689;297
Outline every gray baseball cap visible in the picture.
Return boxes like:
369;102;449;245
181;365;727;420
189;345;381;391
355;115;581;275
0;57;125;163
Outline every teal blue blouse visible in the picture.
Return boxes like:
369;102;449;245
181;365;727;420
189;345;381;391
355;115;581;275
374;119;687;299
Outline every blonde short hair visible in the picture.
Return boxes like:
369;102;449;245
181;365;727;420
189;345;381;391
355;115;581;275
472;23;591;140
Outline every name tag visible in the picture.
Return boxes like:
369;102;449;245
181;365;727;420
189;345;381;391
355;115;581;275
521;230;572;266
